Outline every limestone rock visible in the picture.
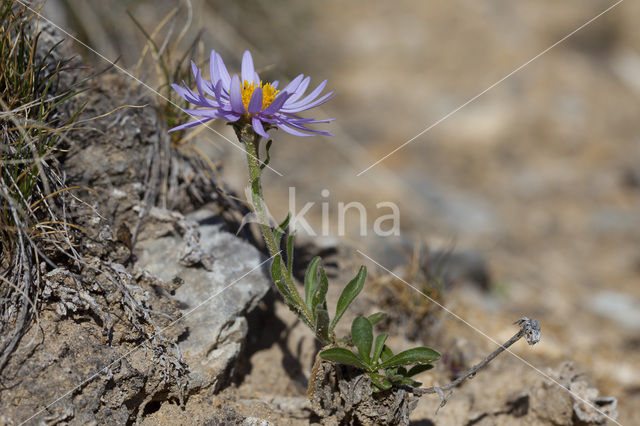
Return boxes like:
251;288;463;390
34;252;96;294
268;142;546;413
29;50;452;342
135;209;271;392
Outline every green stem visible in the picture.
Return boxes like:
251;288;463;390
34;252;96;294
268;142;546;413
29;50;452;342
234;122;314;327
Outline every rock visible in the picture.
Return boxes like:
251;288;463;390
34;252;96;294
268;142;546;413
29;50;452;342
588;291;640;331
462;362;619;425
530;362;618;425
243;417;274;426
135;208;271;393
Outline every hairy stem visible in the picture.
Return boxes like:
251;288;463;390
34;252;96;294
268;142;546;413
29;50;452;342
234;123;314;328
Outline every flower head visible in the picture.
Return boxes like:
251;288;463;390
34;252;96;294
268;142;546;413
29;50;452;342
169;50;335;138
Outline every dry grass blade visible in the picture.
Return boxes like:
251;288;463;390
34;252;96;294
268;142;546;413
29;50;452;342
0;0;84;375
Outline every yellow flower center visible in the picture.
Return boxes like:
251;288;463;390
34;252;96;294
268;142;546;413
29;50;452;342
241;80;279;112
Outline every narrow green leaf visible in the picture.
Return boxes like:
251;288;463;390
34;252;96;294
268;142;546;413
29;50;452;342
286;233;295;276
315;306;330;343
304;256;321;312
270;257;313;330
389;376;418;386
372;333;388;364
311;267;329;317
319;347;368;370
406;364;434;377
369;373;392;391
271;254;293;301
260;139;273;170
329;266;367;333
378;347;441;369
351;317;373;364
381;345;394;362
273;213;291;246
367;312;387;326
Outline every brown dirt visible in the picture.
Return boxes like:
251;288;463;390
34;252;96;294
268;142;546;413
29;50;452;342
6;1;640;424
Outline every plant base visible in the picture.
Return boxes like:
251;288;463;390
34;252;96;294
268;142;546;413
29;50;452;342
308;356;419;425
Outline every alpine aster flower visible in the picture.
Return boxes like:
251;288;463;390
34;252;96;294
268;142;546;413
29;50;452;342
169;50;335;137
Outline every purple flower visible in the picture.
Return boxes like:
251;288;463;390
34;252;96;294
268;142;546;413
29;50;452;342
169;50;335;138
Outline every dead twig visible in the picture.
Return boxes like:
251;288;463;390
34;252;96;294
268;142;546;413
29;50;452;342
409;317;541;410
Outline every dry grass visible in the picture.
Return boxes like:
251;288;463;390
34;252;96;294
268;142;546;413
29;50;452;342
0;0;83;374
369;244;445;332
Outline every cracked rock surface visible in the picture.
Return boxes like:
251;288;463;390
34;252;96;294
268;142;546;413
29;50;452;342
135;208;271;393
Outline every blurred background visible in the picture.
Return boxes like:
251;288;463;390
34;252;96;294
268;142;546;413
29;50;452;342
41;0;640;422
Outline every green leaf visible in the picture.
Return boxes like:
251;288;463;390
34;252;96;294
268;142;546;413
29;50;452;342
330;266;367;333
312;267;329;317
378;347;440;370
260;139;273;170
271;255;311;327
304;257;321;312
372;333;388;364
270;254;292;301
381;345;394;362
369;373;392;391
315;307;330;343
389;376;418;386
406;364;434;377
319;347;368;370
286;233;295;277
273;213;291;246
367;312;387;326
351;317;373;364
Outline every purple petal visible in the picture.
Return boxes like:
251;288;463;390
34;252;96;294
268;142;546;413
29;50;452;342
194;66;207;99
259;116;279;124
209;50;218;83
286;76;310;103
212;80;226;104
215;53;231;88
220;112;241;122
172;83;212;107
181;108;224;119
168;117;214;132
277;122;315;137
247;87;263;113
252;116;270;138
171;83;194;101
229;75;245;113
286;116;335;124
280;74;304;94
271;80;279;89
203;80;218;99
241;50;256;83
282;91;334;113
191;61;199;79
287;121;333;136
262;92;292;115
283;79;327;109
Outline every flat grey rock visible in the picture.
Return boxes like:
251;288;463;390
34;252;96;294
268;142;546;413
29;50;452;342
135;209;271;392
